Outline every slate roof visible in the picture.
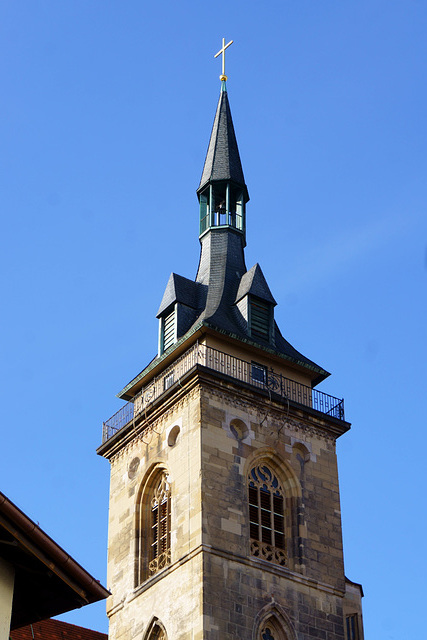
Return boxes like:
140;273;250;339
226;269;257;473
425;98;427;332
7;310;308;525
149;225;328;387
118;83;329;399
191;228;325;374
198;83;249;201
156;273;202;317
235;263;277;305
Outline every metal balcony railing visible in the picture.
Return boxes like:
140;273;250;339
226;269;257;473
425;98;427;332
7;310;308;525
102;342;345;444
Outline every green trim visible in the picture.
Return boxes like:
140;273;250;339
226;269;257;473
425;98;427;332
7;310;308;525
197;180;246;242
201;321;330;379
198;222;246;245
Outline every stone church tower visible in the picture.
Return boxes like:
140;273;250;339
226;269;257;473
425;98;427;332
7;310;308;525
98;56;364;640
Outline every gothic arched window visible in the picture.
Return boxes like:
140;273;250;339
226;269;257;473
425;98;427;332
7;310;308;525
259;620;288;640
248;464;286;566
254;604;296;640
136;469;171;584
148;624;166;640
144;619;167;640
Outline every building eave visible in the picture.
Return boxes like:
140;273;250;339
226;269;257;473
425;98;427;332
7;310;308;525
0;493;110;630
117;320;329;401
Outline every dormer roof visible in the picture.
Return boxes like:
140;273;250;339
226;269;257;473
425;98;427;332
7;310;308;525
235;263;277;306
157;273;202;317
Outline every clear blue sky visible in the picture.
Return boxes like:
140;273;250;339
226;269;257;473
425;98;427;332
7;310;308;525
1;2;426;638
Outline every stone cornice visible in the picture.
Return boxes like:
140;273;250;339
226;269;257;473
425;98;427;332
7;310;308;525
101;365;348;462
107;542;345;618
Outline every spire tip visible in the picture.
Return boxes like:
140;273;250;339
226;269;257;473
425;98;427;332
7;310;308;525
215;38;233;84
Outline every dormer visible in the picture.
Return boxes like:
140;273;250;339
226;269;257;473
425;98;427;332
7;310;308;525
235;264;277;346
156;274;203;355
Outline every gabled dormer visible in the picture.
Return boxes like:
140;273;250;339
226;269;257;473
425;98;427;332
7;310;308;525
156;273;204;355
235;264;277;346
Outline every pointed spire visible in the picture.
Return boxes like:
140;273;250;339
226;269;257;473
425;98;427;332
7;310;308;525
197;87;248;200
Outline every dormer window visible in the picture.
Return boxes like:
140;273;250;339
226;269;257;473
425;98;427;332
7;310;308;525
249;297;272;342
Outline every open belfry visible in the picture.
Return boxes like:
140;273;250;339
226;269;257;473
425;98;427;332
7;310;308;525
97;40;364;640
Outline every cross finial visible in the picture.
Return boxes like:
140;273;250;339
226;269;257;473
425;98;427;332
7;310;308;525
214;37;233;82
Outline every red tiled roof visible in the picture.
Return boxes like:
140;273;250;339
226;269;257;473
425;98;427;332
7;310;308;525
11;618;108;640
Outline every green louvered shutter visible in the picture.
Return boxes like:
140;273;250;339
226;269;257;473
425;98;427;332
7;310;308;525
200;193;208;234
250;298;270;341
163;309;176;352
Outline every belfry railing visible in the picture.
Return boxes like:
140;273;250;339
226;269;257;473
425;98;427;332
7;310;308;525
102;342;345;443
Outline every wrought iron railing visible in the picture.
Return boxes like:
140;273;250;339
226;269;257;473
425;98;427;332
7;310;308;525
102;342;345;443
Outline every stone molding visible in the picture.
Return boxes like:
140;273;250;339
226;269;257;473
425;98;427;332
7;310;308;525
111;542;346;612
102;365;345;461
109;383;201;464
200;382;337;445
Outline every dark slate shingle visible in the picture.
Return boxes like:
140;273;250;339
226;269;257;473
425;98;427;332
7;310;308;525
235;263;277;305
157;273;202;317
198;87;248;199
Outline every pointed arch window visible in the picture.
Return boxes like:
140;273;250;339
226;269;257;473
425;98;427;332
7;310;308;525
248;464;287;567
136;470;171;584
144;619;167;640
255;604;296;640
150;472;171;575
259;620;289;640
148;625;166;640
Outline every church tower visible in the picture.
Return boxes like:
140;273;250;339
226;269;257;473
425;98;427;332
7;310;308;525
98;42;364;640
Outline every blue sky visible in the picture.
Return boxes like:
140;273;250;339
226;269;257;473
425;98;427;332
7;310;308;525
1;2;426;638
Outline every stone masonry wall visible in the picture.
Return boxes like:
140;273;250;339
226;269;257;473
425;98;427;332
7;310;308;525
105;371;348;640
106;386;204;640
200;378;346;639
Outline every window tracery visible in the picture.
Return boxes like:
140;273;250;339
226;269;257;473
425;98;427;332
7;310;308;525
254;604;296;640
149;472;171;577
136;469;171;585
144;620;167;640
261;627;275;640
148;625;166;640
248;464;286;566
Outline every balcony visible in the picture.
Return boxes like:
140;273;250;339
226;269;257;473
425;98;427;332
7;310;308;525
102;342;345;444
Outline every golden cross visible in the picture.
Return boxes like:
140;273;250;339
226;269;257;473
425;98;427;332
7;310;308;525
214;37;233;81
